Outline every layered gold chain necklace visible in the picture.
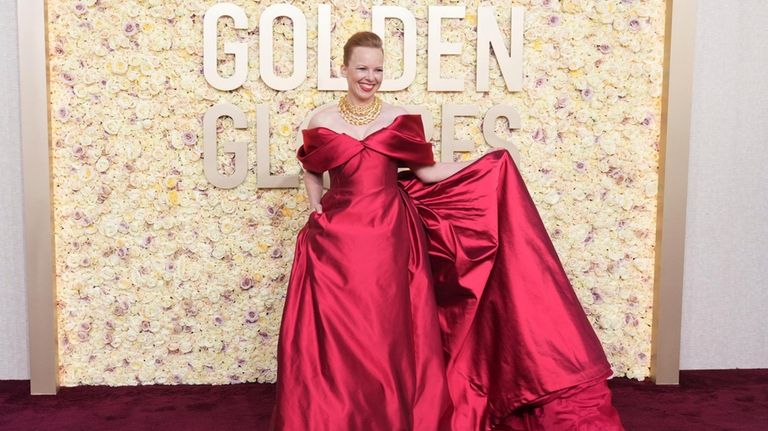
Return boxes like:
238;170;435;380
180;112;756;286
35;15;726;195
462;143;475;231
338;95;382;126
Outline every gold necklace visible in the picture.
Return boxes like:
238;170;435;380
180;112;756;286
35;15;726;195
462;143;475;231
338;95;382;126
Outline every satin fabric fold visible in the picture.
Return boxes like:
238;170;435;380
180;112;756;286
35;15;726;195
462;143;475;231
297;114;435;173
399;151;614;429
271;114;622;430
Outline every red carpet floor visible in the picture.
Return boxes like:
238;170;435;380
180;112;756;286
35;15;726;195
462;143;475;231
1;369;766;430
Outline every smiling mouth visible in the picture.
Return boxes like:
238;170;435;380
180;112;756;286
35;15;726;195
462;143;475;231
359;82;376;92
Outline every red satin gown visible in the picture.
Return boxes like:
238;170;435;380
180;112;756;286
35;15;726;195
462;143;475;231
269;114;623;430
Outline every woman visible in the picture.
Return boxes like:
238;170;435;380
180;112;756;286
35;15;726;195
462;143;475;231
270;32;624;430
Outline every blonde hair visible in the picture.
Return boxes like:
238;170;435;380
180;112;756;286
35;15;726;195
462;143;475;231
343;32;383;65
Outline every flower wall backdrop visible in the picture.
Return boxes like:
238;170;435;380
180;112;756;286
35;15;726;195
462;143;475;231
48;0;665;385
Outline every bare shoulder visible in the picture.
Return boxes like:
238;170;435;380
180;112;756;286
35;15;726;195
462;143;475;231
306;105;341;130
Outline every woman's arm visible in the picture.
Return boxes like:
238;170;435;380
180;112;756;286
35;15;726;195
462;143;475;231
410;148;508;183
409;160;474;184
303;170;324;213
301;111;332;213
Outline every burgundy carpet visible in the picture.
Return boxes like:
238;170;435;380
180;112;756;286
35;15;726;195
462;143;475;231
1;369;766;430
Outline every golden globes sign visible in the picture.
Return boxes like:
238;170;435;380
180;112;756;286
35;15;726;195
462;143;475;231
203;3;525;188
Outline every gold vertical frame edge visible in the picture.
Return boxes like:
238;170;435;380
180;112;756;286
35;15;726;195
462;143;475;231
18;0;59;395
651;0;698;385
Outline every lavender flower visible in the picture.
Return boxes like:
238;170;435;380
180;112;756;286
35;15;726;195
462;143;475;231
124;22;139;36
240;276;254;290
181;131;197;146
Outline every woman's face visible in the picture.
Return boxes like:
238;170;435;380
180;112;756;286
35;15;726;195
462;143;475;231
341;46;384;104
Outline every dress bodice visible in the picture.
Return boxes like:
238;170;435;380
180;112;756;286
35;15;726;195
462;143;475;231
297;114;435;192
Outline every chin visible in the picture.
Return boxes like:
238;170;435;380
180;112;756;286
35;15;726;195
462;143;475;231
356;92;378;101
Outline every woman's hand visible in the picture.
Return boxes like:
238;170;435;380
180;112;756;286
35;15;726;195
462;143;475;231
303;170;325;213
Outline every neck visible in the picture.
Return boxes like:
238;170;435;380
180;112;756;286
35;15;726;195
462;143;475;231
345;94;374;107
